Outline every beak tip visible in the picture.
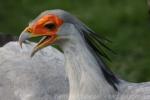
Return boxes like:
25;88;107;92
30;47;38;57
18;30;31;48
30;53;34;58
18;36;24;48
19;41;23;48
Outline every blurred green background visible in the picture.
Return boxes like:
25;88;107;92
0;0;150;82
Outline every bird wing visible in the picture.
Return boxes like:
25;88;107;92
117;82;150;100
0;41;69;100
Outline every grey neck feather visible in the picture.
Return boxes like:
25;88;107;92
57;24;118;100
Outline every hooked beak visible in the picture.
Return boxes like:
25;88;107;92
19;27;57;57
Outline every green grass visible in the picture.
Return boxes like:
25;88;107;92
0;0;150;82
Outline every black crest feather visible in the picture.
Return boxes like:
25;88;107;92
75;23;120;91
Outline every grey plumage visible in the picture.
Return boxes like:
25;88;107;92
1;42;150;100
0;41;69;100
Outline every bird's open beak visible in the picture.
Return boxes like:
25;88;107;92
19;27;57;57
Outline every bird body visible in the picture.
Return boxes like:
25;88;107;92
0;42;69;100
1;42;150;100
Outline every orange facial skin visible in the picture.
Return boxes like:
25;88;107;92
28;14;63;37
19;14;64;57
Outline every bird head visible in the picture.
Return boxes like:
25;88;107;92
19;9;74;57
19;9;111;59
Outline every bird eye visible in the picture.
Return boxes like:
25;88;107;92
44;23;56;29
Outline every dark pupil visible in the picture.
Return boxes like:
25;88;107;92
44;23;56;29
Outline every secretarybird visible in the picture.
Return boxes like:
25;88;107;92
19;9;150;100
